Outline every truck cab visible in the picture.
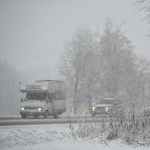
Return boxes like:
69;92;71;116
20;80;66;119
91;98;122;117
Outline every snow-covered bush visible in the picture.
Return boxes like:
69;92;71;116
69;110;150;145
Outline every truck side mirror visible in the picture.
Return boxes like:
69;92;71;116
20;98;23;102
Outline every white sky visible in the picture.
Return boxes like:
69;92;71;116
0;0;149;74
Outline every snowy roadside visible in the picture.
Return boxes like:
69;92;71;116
0;124;150;150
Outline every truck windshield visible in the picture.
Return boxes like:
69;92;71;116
98;99;114;104
26;93;46;101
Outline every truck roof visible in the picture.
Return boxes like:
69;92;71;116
36;79;64;83
20;82;49;93
20;80;65;93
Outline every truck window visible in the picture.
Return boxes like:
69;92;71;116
26;93;46;101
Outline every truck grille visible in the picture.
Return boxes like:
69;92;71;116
24;107;38;112
25;107;37;109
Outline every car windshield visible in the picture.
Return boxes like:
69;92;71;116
97;99;114;104
26;93;46;101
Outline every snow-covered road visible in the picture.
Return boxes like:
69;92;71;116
0;124;150;150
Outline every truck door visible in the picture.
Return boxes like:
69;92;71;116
47;94;53;113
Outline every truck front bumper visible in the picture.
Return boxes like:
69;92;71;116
20;111;44;117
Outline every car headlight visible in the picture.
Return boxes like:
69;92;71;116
38;108;42;112
21;107;25;111
105;107;109;112
92;107;96;112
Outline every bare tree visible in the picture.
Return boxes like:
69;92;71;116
135;0;150;36
132;55;150;107
79;33;103;113
99;18;135;100
135;0;150;24
58;25;96;113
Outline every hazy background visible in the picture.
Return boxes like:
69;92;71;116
0;0;150;116
0;0;150;80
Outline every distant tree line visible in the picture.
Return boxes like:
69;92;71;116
0;62;21;116
58;18;150;113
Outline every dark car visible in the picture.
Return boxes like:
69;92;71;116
91;98;122;117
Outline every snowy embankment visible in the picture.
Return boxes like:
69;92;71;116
0;123;150;150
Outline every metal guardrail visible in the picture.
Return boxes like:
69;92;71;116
0;115;91;120
0;117;95;126
0;115;115;126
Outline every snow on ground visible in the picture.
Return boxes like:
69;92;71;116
0;124;150;150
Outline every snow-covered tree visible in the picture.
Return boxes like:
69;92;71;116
58;19;150;113
98;18;135;101
59;25;99;113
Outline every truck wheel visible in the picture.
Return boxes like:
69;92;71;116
21;114;26;119
54;113;58;119
43;110;49;119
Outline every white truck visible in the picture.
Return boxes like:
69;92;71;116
20;80;66;119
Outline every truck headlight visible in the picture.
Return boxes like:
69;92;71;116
21;107;25;111
92;107;96;112
38;108;42;112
